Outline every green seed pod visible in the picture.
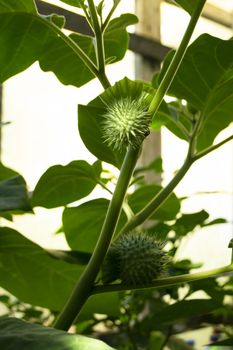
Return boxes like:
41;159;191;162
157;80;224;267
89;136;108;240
102;232;168;286
102;97;151;151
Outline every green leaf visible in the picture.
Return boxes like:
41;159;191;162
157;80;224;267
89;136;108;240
153;299;221;324
39;13;137;87
104;14;138;63
0;317;115;350
59;0;84;8
172;210;209;236
0;0;36;13
128;185;180;221
158;34;233;150
152;100;191;141
175;0;200;15
0;227;119;316
63;198;127;253
32;160;101;208
0;163;19;181
0;13;52;83
39;33;96;87
0;176;31;212
78;104;125;168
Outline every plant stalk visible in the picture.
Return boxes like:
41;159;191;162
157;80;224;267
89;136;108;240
53;146;141;330
120;154;194;234
87;0;107;80
92;264;233;295
148;0;207;117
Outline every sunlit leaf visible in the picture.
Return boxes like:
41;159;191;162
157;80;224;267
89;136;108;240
63;199;127;252
32;160;101;208
0;317;115;350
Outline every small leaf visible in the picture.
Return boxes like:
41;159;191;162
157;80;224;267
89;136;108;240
172;210;209;236
42;14;66;28
0;227;119;317
32;160;100;208
63;199;127;252
0;176;31;212
0;317;115;350
128;185;180;221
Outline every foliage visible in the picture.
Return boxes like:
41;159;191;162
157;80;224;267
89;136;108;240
0;0;233;349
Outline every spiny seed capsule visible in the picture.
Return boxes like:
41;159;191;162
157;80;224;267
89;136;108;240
102;97;151;151
102;232;169;286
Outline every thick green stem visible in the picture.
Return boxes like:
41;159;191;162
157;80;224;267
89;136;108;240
87;0;107;80
193;134;233;161
53;146;140;330
120;155;194;234
92;264;233;295
148;0;207;116
102;0;122;32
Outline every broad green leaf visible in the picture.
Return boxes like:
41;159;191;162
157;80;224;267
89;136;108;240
0;176;31;212
0;13;52;83
43;14;66;28
172;210;209;236
128;185;180;221
39;33;95;87
63;198;127;252
157;34;233;151
0;163;19;181
0;227;119;316
0;317;115;350
32;160;101;208
152;100;191;141
0;0;36;13
152;299;221;324
0;6;136;86
39;13;137;87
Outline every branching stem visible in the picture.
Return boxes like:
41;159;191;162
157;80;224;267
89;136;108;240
92;264;233;295
148;0;207;117
53;146;141;330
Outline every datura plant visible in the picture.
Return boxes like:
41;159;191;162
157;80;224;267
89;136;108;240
0;0;233;349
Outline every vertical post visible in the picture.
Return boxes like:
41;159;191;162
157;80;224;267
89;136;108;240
135;0;162;184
